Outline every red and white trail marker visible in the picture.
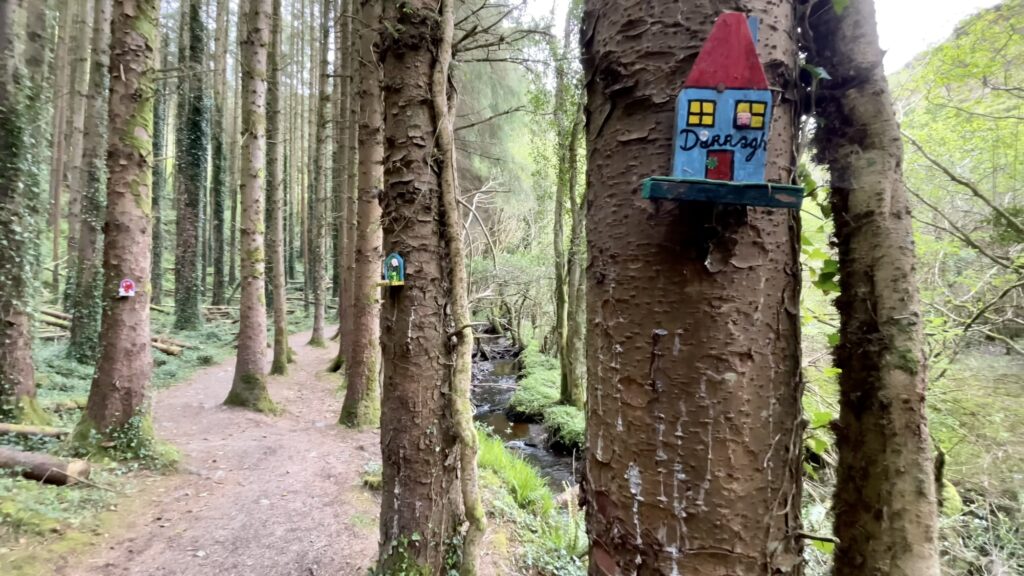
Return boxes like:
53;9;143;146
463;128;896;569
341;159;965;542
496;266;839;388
118;278;136;298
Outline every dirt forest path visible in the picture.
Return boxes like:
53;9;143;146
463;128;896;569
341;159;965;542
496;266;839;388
63;329;382;576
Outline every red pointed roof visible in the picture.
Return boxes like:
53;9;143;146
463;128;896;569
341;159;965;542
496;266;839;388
684;13;768;90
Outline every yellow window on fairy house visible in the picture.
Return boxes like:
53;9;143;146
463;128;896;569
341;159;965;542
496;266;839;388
735;101;766;129
688;100;715;126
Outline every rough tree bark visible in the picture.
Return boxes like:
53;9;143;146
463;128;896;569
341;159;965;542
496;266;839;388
581;2;804;573
268;0;288;375
210;0;230;306
340;0;382;428
807;1;942;574
68;0;113;364
307;0;329;346
224;0;276;413
173;0;209;331
0;0;44;424
74;0;159;441
378;1;482;571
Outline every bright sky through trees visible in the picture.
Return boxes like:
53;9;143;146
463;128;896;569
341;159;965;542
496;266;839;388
525;0;1002;72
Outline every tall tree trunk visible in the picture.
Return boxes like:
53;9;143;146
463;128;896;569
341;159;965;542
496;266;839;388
68;0;113;364
580;3;804;573
74;0;159;442
62;0;94;309
808;1;942;574
378;0;480;571
268;0;288;375
563;105;586;409
225;0;276;413
339;0;382;428
432;0;485;568
173;0;209;330
307;0;329;347
329;0;351;365
0;0;43;424
48;0;74;292
210;0;230;306
151;35;170;307
336;16;360;372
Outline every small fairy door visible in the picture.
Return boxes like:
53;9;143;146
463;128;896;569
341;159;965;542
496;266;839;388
705;150;734;181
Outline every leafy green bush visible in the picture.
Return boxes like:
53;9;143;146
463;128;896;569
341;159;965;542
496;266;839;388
542;405;584;452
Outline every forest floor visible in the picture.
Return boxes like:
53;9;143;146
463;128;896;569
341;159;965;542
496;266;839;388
40;329;396;576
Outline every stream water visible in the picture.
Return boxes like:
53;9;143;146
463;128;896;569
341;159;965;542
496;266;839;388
471;358;577;491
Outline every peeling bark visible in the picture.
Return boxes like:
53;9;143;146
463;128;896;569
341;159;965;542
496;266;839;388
808;1;942;574
378;2;465;570
581;1;804;573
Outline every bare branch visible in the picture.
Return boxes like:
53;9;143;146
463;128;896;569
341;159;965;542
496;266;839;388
455;105;527;132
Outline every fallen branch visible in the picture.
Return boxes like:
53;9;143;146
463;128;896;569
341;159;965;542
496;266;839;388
0;423;70;438
0;447;91;486
41;308;72;321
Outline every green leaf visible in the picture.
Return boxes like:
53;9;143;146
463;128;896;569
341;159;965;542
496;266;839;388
832;0;850;15
810;410;835;429
811;539;836;555
801;63;833;80
827;332;840;347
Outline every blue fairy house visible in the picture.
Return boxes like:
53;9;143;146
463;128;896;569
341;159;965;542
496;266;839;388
642;12;803;209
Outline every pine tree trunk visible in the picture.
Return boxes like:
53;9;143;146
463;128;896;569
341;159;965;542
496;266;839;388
337;21;360;370
808;1;942;574
307;0;330;347
339;0;382;428
581;1;804;573
0;0;43;423
173;0;209;330
378;1;472;570
210;0;230;307
48;0;74;291
68;0;113;364
74;0;159;441
268;0;288;375
62;0;95;309
333;0;358;373
151;36;169;307
225;0;276;413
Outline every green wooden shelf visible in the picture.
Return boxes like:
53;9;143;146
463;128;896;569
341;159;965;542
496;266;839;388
641;177;804;209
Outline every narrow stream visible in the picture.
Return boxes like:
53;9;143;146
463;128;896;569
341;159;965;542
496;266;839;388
471;358;577;491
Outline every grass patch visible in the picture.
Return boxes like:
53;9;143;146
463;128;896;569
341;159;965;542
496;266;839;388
542;405;585;452
477;426;586;575
361;461;383;491
507;343;560;421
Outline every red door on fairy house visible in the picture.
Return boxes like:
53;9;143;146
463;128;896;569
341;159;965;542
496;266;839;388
705;150;734;181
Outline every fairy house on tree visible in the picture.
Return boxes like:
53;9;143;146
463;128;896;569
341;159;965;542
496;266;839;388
643;12;802;208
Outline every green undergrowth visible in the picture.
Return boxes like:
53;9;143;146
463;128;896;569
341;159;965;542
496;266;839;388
507;343;585;453
477;427;587;575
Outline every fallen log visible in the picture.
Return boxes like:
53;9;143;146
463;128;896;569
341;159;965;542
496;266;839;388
40;316;71;330
38;331;70;341
153;335;196;350
0;423;70;438
41;308;72;321
150;304;172;314
151;341;182;356
0;447;90;485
